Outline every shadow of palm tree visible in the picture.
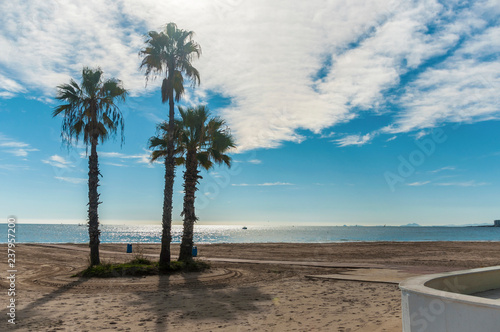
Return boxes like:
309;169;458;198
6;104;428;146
128;266;272;331
13;277;88;322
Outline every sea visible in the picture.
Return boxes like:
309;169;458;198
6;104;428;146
1;224;500;244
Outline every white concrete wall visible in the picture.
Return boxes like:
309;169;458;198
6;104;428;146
400;266;500;332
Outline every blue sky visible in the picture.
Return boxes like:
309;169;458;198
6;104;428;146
1;0;499;226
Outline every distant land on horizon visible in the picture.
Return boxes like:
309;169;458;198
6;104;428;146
399;223;495;227
4;221;498;227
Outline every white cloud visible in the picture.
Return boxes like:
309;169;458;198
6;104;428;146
103;162;128;167
319;132;336;139
429;166;456;174
0;1;147;97
335;133;375;147
248;159;262;165
319;1;453;109
209;172;223;179
0;141;28;148
0;133;38;157
98;152;127;158
0;92;14;98
0;1;498;151
42;155;73;169
55;176;86;184
0;164;30;171
414;131;428;140
0;72;26;98
232;182;294;187
407;181;431;186
384;6;500;134
96;150;154;167
434;181;489;187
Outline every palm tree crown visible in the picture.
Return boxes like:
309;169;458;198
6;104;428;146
149;105;234;169
139;22;201;104
176;105;233;169
53;67;126;146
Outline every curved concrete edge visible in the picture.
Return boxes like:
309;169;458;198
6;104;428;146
400;266;500;308
399;266;500;332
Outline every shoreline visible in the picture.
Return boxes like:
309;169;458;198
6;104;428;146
6;239;500;245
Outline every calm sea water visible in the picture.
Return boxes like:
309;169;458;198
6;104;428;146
1;224;500;244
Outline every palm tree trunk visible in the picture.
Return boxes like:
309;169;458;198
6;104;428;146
159;87;176;267
88;138;100;266
159;156;174;267
179;150;199;262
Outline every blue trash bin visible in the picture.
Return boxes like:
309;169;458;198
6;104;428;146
192;246;197;257
126;244;132;253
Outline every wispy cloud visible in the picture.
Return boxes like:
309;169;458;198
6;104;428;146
83;150;154;167
335;133;375;147
429;166;456;174
407;181;431;186
434;181;490;187
319;132;336;139
103;162;128;167
232;182;294;187
0;72;26;98
386;136;397;142
0;133;38;157
42;155;73;169
384;3;500;135
210;172;223;179
414;131;428;140
248;159;262;165
55;176;86;184
0;164;30;171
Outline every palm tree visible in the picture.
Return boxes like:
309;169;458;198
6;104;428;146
149;106;234;262
139;22;201;267
176;106;234;262
53;67;127;266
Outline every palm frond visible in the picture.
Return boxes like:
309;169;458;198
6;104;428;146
174;105;234;171
53;67;127;148
140;23;201;103
148;117;185;162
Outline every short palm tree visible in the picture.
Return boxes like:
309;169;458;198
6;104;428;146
176;106;234;262
140;22;201;267
149;106;234;262
53;67;127;266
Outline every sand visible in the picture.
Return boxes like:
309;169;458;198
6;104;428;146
2;242;500;331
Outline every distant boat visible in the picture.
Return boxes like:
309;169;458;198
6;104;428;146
242;226;248;230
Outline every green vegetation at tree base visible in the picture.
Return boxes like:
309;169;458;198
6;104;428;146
74;259;210;278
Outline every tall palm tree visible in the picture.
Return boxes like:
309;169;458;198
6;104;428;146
140;22;201;267
53;67;127;266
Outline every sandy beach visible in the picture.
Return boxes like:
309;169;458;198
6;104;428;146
2;242;500;331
